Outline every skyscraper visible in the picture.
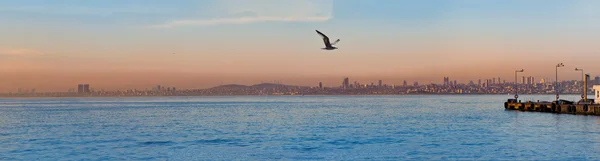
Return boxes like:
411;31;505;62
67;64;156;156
342;77;350;89
319;82;323;89
378;80;382;87
403;80;407;87
78;84;84;93
443;77;449;86
83;84;90;93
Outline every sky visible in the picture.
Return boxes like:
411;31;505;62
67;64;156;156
1;0;600;92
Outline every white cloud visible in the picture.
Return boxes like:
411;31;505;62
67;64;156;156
0;4;175;16
150;0;334;28
0;48;43;56
150;16;331;28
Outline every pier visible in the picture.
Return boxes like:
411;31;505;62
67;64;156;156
505;72;600;115
504;99;599;115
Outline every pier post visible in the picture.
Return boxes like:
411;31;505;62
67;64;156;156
584;74;589;103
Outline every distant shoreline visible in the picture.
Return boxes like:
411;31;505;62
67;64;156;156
0;93;584;99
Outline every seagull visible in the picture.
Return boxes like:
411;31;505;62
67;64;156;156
316;30;340;50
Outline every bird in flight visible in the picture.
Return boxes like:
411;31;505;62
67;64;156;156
316;30;340;50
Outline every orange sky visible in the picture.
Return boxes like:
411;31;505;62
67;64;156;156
1;1;600;92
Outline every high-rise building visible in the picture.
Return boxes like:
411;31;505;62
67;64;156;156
403;80;407;87
595;76;600;85
78;84;84;93
454;80;457;86
532;77;535;85
319;82;323;89
522;76;526;85
342;77;350;89
478;79;482;86
414;82;419;86
498;77;501;84
378;80;382;87
83;84;90;93
443;77;449;86
78;84;90;93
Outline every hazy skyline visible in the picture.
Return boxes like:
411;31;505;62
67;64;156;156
1;0;600;92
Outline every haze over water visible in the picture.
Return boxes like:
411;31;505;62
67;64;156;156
2;95;600;160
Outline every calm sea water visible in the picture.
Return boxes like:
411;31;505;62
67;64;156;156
1;95;600;160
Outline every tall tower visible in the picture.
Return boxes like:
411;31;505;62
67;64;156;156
83;84;90;93
443;77;449;86
78;84;84;93
342;77;350;89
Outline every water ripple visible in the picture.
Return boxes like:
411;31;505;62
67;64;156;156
2;95;600;160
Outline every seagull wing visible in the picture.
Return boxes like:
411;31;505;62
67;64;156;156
331;39;340;45
316;30;333;48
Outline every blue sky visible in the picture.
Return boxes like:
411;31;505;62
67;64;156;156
1;0;600;91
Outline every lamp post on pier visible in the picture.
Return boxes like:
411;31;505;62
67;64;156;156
515;69;524;99
575;68;584;100
556;63;564;101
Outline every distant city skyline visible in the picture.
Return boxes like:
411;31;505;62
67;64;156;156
1;70;599;92
4;75;597;97
1;0;600;92
3;73;598;93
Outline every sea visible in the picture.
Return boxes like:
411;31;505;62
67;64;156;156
1;95;600;160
